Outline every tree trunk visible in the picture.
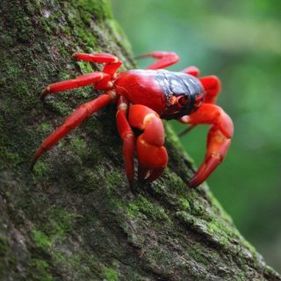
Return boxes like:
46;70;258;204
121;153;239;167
0;1;280;280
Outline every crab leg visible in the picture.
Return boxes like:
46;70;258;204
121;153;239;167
182;66;201;77
73;52;122;76
116;96;135;186
32;91;116;167
41;72;109;99
180;103;234;188
128;105;168;182
136;51;179;70
200;76;221;104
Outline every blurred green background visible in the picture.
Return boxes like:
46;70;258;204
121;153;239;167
112;0;281;271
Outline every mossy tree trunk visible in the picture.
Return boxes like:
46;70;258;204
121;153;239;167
0;1;280;280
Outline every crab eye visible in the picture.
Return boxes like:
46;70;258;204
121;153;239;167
178;96;189;106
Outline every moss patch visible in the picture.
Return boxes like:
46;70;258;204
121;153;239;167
43;208;76;240
29;259;53;281
127;195;169;221
103;267;119;281
32;229;52;249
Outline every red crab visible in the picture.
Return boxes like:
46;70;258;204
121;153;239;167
32;51;233;188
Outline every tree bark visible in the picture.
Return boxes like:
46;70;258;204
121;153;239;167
0;1;280;280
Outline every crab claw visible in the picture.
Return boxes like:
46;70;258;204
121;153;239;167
136;134;168;182
129;105;168;182
188;128;231;188
181;103;234;188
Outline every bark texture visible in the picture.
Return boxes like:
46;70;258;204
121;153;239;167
0;1;280;280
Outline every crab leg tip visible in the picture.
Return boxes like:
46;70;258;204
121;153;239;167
40;87;50;100
188;178;199;189
72;52;79;59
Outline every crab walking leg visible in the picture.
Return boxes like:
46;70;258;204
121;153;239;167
136;51;179;70
182;66;201;77
41;72;109;99
180;103;234;188
200;76;221;104
116;96;135;185
32;92;116;167
73;52;122;76
128;105;168;182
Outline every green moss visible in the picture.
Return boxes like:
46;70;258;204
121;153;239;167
32;208;76;250
33;161;49;177
75;26;97;48
104;169;124;193
127;195;169;221
0;150;21;166
103;267;118;281
14;81;30;98
178;197;191;211
51;250;105;280
208;219;230;237
3;60;20;79
46;99;71;116
32;229;52;249
70;137;87;157
44;208;76;240
207;216;258;262
38;122;53;134
207;220;229;246
186;245;211;267
30;259;53;281
161;169;186;192
77;61;94;75
189;200;208;218
127;202;139;217
0;236;8;256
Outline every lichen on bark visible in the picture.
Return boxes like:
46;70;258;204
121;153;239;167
0;0;280;280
